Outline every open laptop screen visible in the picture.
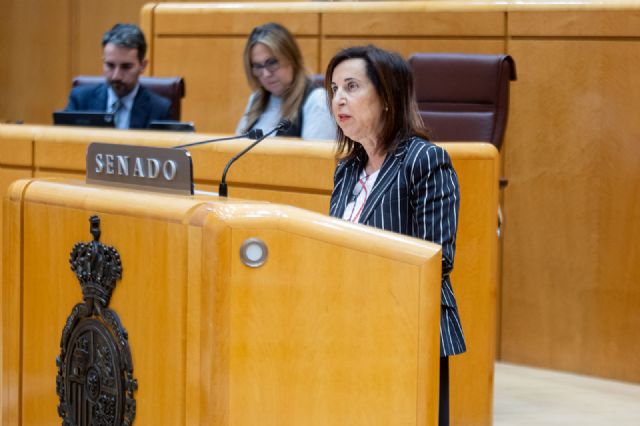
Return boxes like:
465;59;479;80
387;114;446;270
53;111;115;128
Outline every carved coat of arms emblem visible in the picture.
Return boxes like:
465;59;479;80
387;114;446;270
56;216;137;425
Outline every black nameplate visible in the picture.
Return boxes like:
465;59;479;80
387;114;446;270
86;142;193;195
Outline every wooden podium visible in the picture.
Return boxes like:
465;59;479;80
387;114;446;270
3;178;443;425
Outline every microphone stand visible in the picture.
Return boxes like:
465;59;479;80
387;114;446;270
172;129;263;149
218;120;290;197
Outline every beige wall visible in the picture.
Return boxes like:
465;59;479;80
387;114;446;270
501;10;640;381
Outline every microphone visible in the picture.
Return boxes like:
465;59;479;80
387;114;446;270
218;119;291;197
172;128;263;149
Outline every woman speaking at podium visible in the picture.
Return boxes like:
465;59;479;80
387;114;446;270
236;23;335;140
326;45;466;426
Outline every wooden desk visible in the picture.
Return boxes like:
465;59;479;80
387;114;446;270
0;124;499;425
4;178;443;424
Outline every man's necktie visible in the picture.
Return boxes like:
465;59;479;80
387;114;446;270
111;99;124;129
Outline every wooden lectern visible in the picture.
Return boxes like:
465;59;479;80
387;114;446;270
3;178;443;425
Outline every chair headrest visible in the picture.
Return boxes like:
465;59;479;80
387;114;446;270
409;53;516;103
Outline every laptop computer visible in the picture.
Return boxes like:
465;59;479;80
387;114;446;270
53;111;115;128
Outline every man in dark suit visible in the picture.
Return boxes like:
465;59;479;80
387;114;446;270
65;23;171;129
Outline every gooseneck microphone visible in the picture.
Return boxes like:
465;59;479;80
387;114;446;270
172;128;263;149
218;119;291;197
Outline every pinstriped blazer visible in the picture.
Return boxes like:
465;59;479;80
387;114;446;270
329;136;466;357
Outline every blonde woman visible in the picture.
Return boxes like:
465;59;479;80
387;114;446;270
236;23;335;140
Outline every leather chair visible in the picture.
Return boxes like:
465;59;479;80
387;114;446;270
71;76;186;121
408;53;516;151
409;53;516;235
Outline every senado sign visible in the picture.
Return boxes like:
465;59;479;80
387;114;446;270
86;143;193;195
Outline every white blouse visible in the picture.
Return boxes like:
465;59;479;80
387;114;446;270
235;88;336;140
342;169;380;223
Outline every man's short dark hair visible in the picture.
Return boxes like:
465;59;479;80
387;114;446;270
102;23;147;62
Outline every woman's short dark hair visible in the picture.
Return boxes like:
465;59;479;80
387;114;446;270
324;45;428;158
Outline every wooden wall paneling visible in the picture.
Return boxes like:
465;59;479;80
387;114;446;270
69;0;152;78
321;11;504;37
153;37;257;132
1;0;71;125
0;0;12;122
149;5;508;133
508;10;640;37
501;38;640;382
320;40;507;72
140;3;157;74
153;7;319;36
